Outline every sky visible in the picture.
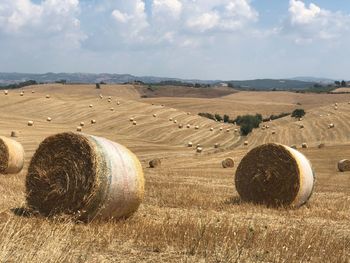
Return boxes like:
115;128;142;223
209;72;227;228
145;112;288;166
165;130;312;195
0;0;349;80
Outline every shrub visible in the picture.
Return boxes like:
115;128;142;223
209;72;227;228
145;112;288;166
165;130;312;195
223;114;230;123
215;114;223;122
291;109;306;118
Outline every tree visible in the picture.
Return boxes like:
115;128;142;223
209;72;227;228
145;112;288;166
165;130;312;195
223;114;230;123
341;80;346;87
335;81;340;87
215;114;223;122
96;83;101;89
291;109;305;118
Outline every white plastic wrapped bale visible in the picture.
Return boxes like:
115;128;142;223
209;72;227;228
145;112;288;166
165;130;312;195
235;143;315;208
26;132;145;222
0;136;25;174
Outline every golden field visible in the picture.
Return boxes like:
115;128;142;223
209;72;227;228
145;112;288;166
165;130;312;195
0;84;349;262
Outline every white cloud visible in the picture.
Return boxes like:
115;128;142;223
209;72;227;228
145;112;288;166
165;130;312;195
288;0;350;42
152;0;183;19
187;12;220;32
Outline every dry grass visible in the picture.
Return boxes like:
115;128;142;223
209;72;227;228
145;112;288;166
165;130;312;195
0;84;349;262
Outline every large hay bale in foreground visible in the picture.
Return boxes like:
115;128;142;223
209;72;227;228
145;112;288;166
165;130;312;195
222;158;234;168
338;159;350;172
149;158;161;168
235;143;314;207
26;132;144;221
0;136;25;174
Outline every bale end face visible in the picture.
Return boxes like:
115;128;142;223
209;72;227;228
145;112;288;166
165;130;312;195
338;159;350;172
302;143;308;149
0;136;25;174
235;143;314;208
149;158;161;168
222;158;234;168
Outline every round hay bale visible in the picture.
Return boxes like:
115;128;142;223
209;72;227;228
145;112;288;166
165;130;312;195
173;120;177;124
47;117;52;122
117;101;120;105
195;126;199;130
235;143;315;207
80;122;85;127
133;121;137;125
10;131;18;138
20;92;24;96
129;117;134;122
318;143;325;149
266;125;270;129
226;129;230;132
214;143;219;148
261;126;266;130
26;132;144;221
219;127;223;131
110;108;114;111
32;90;35;93
302;143;308;149
91;119;96;124
153;114;157;118
335;103;338;106
169;118;173;121
298;118;303;121
178;124;183;129
328;123;335;129
222;158;234;168
149;158;161;168
210;128;214;131
196;147;203;153
46;95;50;99
108;99;112;103
76;126;82;132
290;145;297;149
334;106;338;110
99;94;103;99
244;141;248;146
338;159;350;172
89;104;93;108
0;136;25;174
27;121;34;126
4;90;8;95
272;131;276;135
186;124;191;128
188;142;193;147
108;96;112;100
299;124;304;129
234;129;238;133
187;112;191;115
196;144;201;148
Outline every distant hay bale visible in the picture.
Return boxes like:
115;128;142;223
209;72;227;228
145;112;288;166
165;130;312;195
298;118;303;121
169;118;173;121
318;143;325;149
187;112;191;115
108;99;112;103
0;136;25;174
301;143;308;149
196;147;203;153
261;126;266;130
338;159;350;172
272;131;276;135
234;129;238;133
290;145;297;149
133;121;137;125
174;120;178;124
335;103;338;106
214;143;219;148
99;94;103;99
77;126;82;132
188;142;193;147
328;123;335;129
222;158;234;168
196;144;201;148
178;124;183;129
108;96;112;100
91;119;96;124
219;127;223;131
117;101;120;105
161;104;164;107
149;158;161;168
10;131;18;138
334;106;338;110
31;90;35;93
226;129;230;132
27;121;34;126
153;114;157;117
89;104;93;108
20;92;24;96
210;128;214;131
110;108;114;111
266;125;270;129
299;124;304;129
47;117;52;122
25;132;144;221
195;125;199;130
129;118;134;122
4;90;8;95
235;143;315;207
186;124;191;128
244;141;248;146
80;122;85;127
46;95;50;99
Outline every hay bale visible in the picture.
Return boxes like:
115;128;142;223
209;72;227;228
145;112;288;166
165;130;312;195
266;125;270;129
328;123;335;129
335;103;338;106
47;117;52;122
290;145;297;149
174;120;177;124
196;144;201;148
338;159;350;172
186;124;191;128
214;143;219;148
272;131;276;135
188;142;193;147
187;112;191;115
299;124;304;129
334;106;338;110
27;121;34;126
80;122;85;127
108;99;112;103
10;131;18;138
91;119;96;124
169;118;173;121
226;129;230;132
117;101;120;105
26;132;144;221
46;95;50;99
234;129;238;133
244;141;248;146
178;124;183;129
110;108;114;111
0;136;25;174
298;118;303;121
4;90;8;95
89;104;93;108
76;126;82;132
219;127;223;131
32;90;35;93
20;92;24;96
235;143;315;207
318;143;325;149
210;128;214;131
149;158;161;168
261;126;266;130
301;143;308;149
222;158;234;168
133;121;137;125
99;94;103;99
130;117;134;122
153;114;157;117
196;147;203;153
195;125;199;130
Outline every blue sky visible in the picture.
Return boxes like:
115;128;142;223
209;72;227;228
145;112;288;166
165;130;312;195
0;0;349;80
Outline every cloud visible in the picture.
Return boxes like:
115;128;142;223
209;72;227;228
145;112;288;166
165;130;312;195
287;0;350;42
152;0;183;19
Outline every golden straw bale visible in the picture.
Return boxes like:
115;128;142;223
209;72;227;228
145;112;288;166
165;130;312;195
173;120;177;124
4;90;8;95
196;147;203;153
219;127;223;131
80;122;85;127
188;142;193;147
110;108;114;111
149;158;161;168
178;124;183;129
117;101;120;105
226;129;230;132
235;143;315;207
302;143;308;149
187;124;191;128
210;128;214;131
133;121;137;125
338;159;350;172
20;92;24;96
195;125;199;130
244;141;248;146
153;114;157;117
26;132;144;221
130;117;134;122
169;118;173;121
318;143;325;149
46;95;50;99
91;119;96;124
222;158;234;168
10;131;18;138
27;121;34;126
89;104;93;108
76;126;82;132
0;136;25;174
214;143;219;148
47;117;52;122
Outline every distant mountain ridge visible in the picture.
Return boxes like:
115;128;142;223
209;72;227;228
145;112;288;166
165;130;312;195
0;72;335;91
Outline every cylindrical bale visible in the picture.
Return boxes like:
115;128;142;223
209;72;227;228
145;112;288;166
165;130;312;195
302;143;308;149
47;117;52;122
153;114;157;117
110;108;114;111
133;121;137;125
328;123;334;129
99;94;103;99
210;128;214;131
222;158;234;168
80;122;85;127
234;129;238;133
89;104;93;108
108;99;112;103
338;159;350;172
187;124;191;128
188;142;193;147
10;131;18;138
318;143;325;149
235;143;315;207
108;96;112;100
28;121;34;126
272;131;276;135
244;141;248;146
26;132;144;221
129;117;134;122
20;92;24;96
173;120;177;124
226;129;230;132
178;124;183;129
196;144;201;148
195;126;199;130
219;127;223;131
91;119;96;124
299;125;304;129
196;147;203;153
214;143;219;148
169;118;173;121
334;106;338;110
4;90;8;95
46;95;50;99
117;101;120;105
0;136;25;174
77;126;82;132
32;90;35;93
149;158;161;168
